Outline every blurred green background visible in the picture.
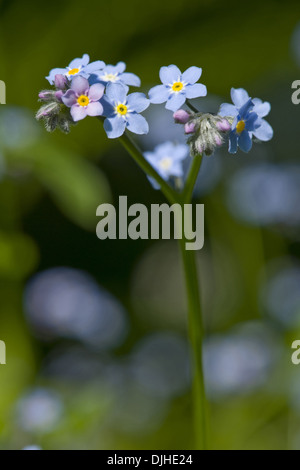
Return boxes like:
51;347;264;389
1;0;300;450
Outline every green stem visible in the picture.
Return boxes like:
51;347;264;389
186;99;199;113
179;235;207;449
117;129;207;449
119;132;178;205
182;154;203;203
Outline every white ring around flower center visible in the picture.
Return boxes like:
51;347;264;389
159;157;173;171
102;72;119;82
169;79;186;94
115;101;130;117
66;66;82;77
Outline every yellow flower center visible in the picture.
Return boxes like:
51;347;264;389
68;68;80;76
236;120;246;134
77;95;90;107
159;157;172;171
116;104;128;115
172;81;184;92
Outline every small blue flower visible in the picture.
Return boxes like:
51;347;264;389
93;61;141;88
225;99;261;154
144;141;189;189
46;54;105;85
103;83;149;139
219;88;273;153
148;65;207;112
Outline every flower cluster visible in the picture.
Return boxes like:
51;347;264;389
37;56;274;190
37;54;147;136
173;88;273;156
37;76;74;133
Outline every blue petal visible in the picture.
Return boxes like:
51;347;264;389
173;144;189;161
104;116;126;139
182;66;202;84
238;98;254;119
127;93;149;112
77;72;89;79
245;112;260;131
101;65;117;75
159;65;181;85
69;54;90;69
87;74;102;86
165;93;186;111
120;72;141;87
156;142;188;161
148;85;170;103
170;160;185;178
232;116;238;130
155;142;175;157
185;83;207;99
105;82;128;104
228;133;238;154
238;131;252;152
252;119;273;141
114;62;126;74
83;61;105;73
231;88;250;107
144;152;159;170
219;103;238;117
252;98;271;118
126;113;149;135
100;95;115;118
147;175;161;190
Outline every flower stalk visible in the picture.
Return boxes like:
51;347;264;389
117;131;207;449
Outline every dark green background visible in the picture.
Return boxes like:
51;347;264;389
0;0;300;450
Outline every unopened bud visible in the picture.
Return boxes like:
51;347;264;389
38;90;56;101
195;142;203;154
55;90;64;102
173;109;190;124
216;118;231;132
184;122;196;134
54;74;68;90
215;135;222;146
36;102;60;120
187;113;229;157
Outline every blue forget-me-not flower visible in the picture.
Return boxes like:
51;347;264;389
149;65;207;112
93;62;141;88
46;54;105;85
219;88;273;153
144;141;189;189
103;83;149;138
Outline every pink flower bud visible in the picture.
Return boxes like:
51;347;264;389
54;74;68;90
215;135;222;146
38;90;55;101
216;118;231;132
184;122;196;134
55;90;64;102
173;109;190;124
195;142;203;154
